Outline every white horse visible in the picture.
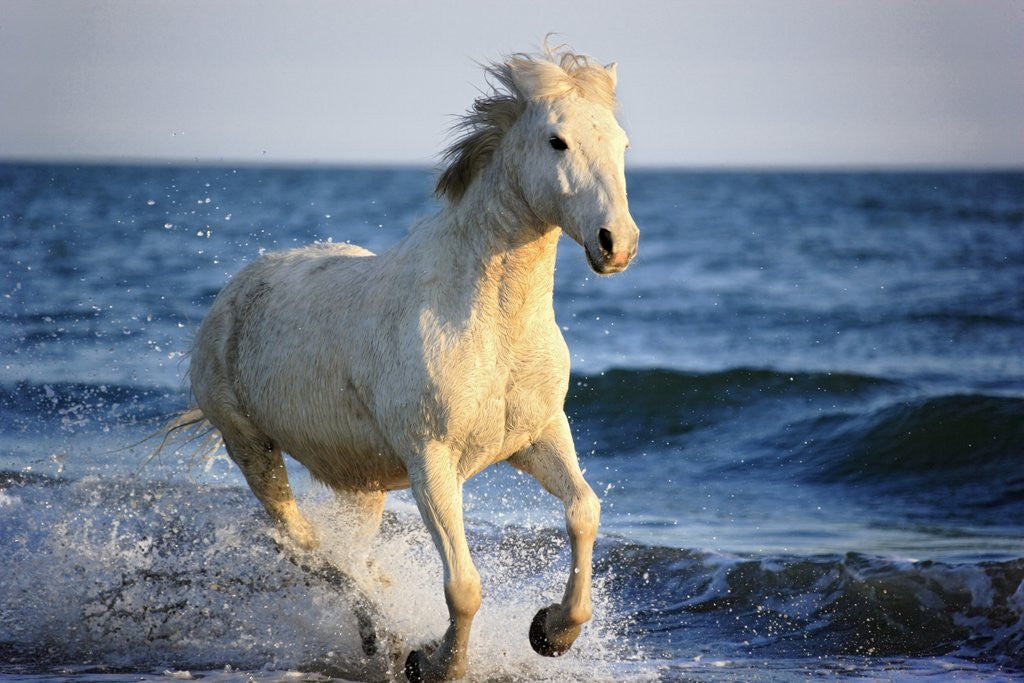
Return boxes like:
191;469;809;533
179;46;638;681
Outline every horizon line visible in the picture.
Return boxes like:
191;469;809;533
1;155;1022;174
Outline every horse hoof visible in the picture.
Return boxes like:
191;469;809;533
529;606;569;657
404;649;424;682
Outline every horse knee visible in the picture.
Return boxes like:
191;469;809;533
566;488;600;540
444;568;482;620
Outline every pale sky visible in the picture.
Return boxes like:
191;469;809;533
2;0;1022;168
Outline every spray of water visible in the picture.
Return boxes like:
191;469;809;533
0;473;651;681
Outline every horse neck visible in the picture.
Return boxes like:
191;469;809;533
431;167;560;330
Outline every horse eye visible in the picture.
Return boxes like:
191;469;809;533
548;135;568;151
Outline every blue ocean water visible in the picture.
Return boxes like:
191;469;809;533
1;163;1023;680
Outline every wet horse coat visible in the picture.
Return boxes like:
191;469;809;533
185;47;638;680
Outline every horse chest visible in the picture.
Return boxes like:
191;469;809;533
450;353;567;478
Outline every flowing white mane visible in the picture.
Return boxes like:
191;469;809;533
436;47;618;201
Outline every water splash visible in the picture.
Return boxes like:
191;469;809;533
0;473;649;681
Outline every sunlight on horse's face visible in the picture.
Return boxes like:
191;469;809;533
513;94;639;275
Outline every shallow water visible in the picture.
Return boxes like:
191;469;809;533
2;164;1023;680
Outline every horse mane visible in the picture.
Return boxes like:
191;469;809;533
435;46;618;202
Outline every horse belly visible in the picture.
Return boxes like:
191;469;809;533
256;387;409;491
282;434;409;491
288;439;410;491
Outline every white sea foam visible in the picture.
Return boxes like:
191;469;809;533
0;475;652;681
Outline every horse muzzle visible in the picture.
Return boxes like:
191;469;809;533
585;224;638;275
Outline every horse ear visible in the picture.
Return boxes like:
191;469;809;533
508;60;542;98
604;62;618;89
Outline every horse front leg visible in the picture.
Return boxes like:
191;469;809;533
404;447;481;682
509;413;600;657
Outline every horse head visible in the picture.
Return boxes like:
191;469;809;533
436;47;639;275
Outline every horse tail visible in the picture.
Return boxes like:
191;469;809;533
142;406;224;473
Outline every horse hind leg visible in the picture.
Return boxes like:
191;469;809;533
223;434;395;665
222;433;318;550
329;489;389;583
296;489;398;665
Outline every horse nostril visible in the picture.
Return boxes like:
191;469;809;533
598;228;614;255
